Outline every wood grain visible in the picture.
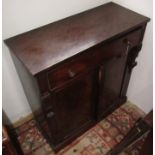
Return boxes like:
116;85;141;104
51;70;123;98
5;2;149;75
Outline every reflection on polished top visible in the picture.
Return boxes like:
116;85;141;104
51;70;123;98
5;2;149;75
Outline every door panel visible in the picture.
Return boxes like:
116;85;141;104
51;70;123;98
98;55;127;119
48;70;98;144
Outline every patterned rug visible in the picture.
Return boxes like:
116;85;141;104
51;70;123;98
15;101;147;155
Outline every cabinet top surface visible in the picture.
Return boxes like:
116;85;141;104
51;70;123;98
5;2;149;75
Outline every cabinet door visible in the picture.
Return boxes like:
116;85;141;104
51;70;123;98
98;55;127;119
47;70;98;145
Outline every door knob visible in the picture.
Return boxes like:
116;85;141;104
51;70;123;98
124;39;132;56
46;111;55;118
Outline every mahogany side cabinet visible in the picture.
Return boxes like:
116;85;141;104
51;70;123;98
5;2;150;152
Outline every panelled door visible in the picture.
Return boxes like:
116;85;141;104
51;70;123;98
46;70;98;145
98;54;128;119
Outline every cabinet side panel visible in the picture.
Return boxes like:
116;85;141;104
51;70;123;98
11;52;41;113
10;52;52;138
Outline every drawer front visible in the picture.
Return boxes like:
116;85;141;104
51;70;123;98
96;27;142;59
38;28;142;91
47;62;88;90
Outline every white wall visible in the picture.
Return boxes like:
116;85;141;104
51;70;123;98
2;0;152;122
113;0;153;113
2;44;31;122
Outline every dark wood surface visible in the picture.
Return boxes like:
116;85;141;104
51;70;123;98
106;110;153;155
5;2;149;75
139;130;153;155
44;70;98;145
139;111;153;155
98;54;128;119
5;2;150;152
3;125;18;155
144;110;153;127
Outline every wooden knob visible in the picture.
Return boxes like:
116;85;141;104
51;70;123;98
68;69;76;78
46;112;55;118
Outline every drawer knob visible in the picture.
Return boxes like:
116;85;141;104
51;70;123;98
46;111;55;118
68;69;76;78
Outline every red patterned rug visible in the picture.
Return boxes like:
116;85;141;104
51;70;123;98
15;101;147;155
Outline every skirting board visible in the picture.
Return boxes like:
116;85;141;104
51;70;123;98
13;113;34;128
